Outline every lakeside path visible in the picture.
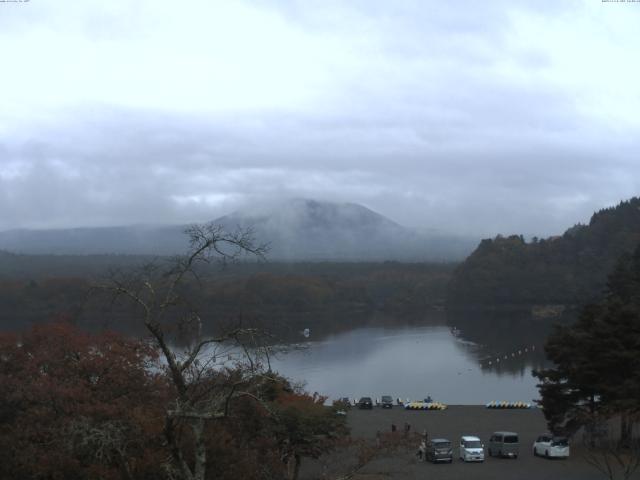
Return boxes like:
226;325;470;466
302;406;613;480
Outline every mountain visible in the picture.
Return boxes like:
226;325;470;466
0;199;476;261
214;199;473;261
447;197;640;307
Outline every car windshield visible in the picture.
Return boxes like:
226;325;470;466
434;441;451;448
504;435;518;443
552;438;568;446
360;398;371;402
381;396;392;402
464;440;482;448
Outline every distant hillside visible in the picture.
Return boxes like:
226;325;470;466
0;199;476;261
447;197;640;307
214;199;475;261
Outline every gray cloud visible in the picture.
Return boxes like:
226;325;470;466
0;0;639;238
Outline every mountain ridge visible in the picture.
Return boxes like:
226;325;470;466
0;199;476;261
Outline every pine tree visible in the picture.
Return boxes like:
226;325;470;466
534;244;640;441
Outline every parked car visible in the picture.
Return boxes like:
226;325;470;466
424;438;453;463
533;434;570;458
380;395;393;408
459;436;485;462
357;397;373;409
488;431;519;458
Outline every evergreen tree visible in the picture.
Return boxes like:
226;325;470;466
534;244;640;441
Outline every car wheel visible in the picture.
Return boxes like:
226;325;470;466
545;450;550;458
499;450;502;457
488;449;492;457
533;447;537;456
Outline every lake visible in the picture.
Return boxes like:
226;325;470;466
269;317;554;405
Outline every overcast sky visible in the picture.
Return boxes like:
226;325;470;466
1;0;639;237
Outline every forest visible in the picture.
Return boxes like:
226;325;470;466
447;197;640;309
0;255;453;337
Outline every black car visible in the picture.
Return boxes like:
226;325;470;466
358;397;373;409
381;395;393;408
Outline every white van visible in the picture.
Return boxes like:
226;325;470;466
459;435;485;462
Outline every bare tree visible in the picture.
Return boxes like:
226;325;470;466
582;417;640;480
65;418;137;480
94;223;271;480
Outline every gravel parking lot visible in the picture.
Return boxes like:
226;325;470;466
302;405;616;480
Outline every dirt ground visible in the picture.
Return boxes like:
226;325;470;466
301;405;634;480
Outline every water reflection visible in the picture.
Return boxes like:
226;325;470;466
269;311;567;405
446;310;557;377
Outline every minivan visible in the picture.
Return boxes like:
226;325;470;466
488;431;519;458
459;436;484;462
425;438;453;463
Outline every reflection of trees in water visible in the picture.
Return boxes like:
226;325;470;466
446;309;576;376
223;309;448;345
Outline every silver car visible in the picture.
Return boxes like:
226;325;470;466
488;431;519;458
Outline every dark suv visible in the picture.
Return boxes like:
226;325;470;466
381;395;393;408
357;397;373;409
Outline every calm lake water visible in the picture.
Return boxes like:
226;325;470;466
269;321;552;405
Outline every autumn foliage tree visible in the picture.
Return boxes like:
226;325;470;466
0;321;349;480
0;321;167;480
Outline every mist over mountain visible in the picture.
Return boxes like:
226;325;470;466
215;199;475;261
0;199;476;261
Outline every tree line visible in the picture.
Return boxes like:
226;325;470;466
447;197;640;308
0;259;453;335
